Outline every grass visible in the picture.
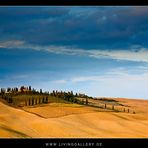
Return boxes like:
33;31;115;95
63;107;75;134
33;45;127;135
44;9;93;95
48;102;84;107
1;94;131;114
13;94;68;103
97;98;119;102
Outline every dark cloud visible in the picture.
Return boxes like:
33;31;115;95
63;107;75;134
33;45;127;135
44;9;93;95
0;7;148;49
0;7;69;19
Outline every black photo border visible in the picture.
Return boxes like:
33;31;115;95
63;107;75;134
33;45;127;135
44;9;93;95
0;0;148;147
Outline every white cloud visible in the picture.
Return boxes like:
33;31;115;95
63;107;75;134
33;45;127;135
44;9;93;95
71;76;100;83
10;74;30;79
94;48;148;62
22;44;148;63
51;79;67;84
1;39;148;63
19;44;148;63
68;68;148;99
0;40;25;48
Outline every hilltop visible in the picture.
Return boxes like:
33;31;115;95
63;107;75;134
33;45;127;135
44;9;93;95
0;86;132;113
0;86;148;138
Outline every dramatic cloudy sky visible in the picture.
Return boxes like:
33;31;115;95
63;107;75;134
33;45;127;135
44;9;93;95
0;6;148;99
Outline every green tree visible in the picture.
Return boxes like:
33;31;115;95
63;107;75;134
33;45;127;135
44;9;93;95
20;86;25;93
29;86;31;91
40;89;43;94
86;97;88;105
1;88;5;95
75;93;78;97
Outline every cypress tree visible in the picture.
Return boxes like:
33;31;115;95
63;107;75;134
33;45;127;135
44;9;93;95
86;98;88;105
112;105;114;110
105;103;106;109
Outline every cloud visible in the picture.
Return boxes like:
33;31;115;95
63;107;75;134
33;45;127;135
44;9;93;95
69;67;148;99
17;43;148;63
1;39;148;63
89;48;148;63
47;67;148;99
0;7;70;18
69;67;136;83
51;67;148;84
79;72;146;84
71;76;101;83
0;40;25;48
96;71;148;99
52;80;67;84
10;74;30;79
1;6;148;49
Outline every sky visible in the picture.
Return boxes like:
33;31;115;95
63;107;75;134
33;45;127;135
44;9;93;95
0;6;148;99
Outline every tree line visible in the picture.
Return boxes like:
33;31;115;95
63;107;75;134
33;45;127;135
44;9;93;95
50;90;91;105
0;86;91;105
0;86;45;95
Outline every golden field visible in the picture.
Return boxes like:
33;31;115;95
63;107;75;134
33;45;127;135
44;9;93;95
0;98;148;138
